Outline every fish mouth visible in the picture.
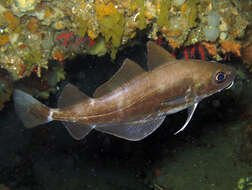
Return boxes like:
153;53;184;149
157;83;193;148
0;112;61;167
225;81;234;90
214;80;234;95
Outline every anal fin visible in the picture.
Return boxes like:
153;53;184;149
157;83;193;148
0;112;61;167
95;115;166;141
62;122;94;140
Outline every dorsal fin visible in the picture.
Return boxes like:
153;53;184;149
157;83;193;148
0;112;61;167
93;58;145;98
58;84;90;108
147;41;176;70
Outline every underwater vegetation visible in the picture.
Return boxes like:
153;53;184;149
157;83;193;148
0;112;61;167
0;62;65;110
14;61;66;99
0;0;250;77
235;177;252;190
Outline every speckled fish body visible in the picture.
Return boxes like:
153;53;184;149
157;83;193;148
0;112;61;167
13;42;236;141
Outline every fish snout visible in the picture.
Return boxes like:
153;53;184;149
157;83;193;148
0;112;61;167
224;67;237;89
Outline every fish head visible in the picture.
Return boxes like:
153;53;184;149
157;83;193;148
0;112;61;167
191;60;236;99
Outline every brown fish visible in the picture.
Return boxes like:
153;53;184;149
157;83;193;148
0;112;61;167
13;42;236;141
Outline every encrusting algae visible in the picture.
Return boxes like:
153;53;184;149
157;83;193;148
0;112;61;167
221;41;242;57
0;35;10;45
2;10;20;31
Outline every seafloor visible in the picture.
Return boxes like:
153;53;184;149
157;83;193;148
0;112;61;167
0;41;252;190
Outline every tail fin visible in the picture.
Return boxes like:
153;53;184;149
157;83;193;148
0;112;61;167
13;90;52;128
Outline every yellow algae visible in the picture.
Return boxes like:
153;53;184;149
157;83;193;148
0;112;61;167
27;17;39;33
97;2;125;59
0;35;10;45
3;11;20;30
181;3;188;14
96;2;117;20
99;12;125;59
88;29;98;40
15;0;38;12
44;7;53;19
75;17;88;38
80;2;86;8
0;0;13;7
130;3;137;11
157;0;170;29
53;20;68;30
145;11;153;19
135;0;147;30
0;0;249;80
155;3;160;10
130;32;136;39
183;0;198;27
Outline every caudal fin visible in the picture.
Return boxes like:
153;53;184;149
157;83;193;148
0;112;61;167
13;89;52;128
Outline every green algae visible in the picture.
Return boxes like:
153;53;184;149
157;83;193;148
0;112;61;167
184;0;199;28
47;64;65;88
75;17;88;38
135;0;147;30
23;48;43;69
235;177;252;190
98;10;125;59
157;0;171;29
87;37;107;56
0;0;13;7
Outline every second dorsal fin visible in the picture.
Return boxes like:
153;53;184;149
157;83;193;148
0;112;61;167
93;58;145;98
147;41;176;70
58;84;90;108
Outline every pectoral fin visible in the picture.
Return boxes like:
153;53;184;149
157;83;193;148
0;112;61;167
95;115;166;141
174;103;198;135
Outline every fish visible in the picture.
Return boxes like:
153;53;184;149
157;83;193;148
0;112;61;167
173;43;210;61
13;41;236;141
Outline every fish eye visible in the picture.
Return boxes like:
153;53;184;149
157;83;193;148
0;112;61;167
215;72;227;83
